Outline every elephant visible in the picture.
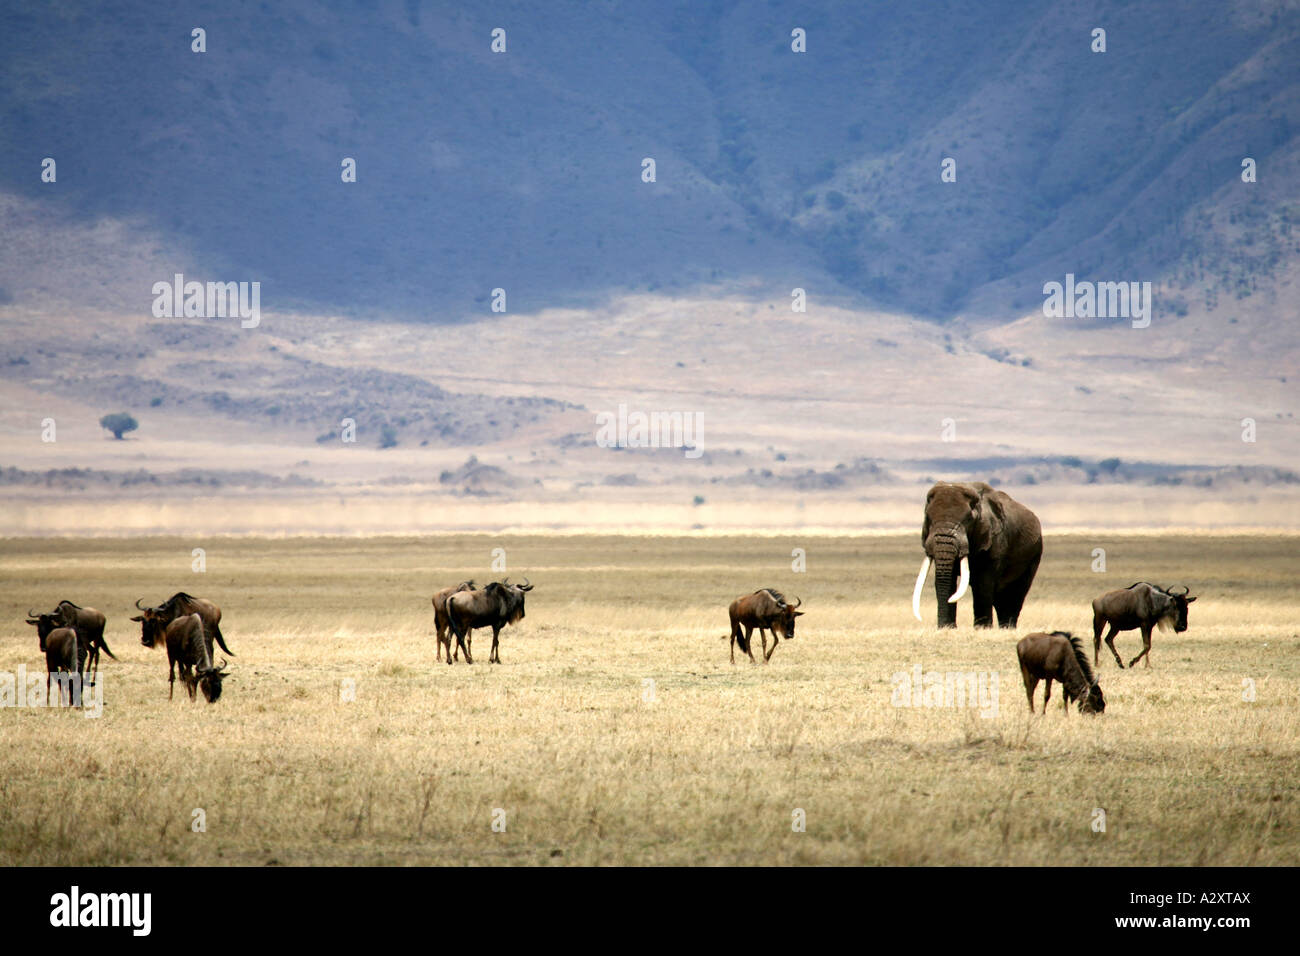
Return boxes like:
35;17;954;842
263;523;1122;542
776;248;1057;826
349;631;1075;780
911;481;1042;628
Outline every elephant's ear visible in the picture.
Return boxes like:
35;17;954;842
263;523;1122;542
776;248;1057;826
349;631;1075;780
972;489;1006;550
921;485;938;542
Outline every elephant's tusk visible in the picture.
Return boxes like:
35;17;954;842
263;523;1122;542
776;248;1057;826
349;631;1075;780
948;556;970;603
912;556;931;621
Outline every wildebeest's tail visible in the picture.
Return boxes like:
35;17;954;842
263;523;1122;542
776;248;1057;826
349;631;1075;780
446;601;464;641
212;623;235;656
727;626;749;653
97;633;118;660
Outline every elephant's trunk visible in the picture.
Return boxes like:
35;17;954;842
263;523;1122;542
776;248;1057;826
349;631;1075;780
932;532;961;628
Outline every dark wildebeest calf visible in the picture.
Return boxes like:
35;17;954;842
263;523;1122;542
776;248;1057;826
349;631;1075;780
132;591;234;661
26;614;85;706
49;600;115;686
432;580;476;663
727;589;804;664
445;578;533;664
1092;582;1197;669
1017;631;1105;715
139;612;228;702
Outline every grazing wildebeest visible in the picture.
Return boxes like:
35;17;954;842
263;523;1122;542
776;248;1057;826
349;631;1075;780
445;578;534;664
1017;631;1105;715
727;589;803;664
432;580;476;663
1091;582;1197;669
132;592;234;659
26;614;85;706
49;600;115;686
139;612;228;702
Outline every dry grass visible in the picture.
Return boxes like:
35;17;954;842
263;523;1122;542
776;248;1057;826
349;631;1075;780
0;533;1296;865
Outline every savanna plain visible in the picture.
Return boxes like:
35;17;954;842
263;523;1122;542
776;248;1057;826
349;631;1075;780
1;533;1296;866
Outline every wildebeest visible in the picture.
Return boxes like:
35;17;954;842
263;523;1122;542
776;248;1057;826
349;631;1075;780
445;578;534;664
26;614;85;706
132;592;234;659
140;612;228;702
1091;582;1197;669
727;589;803;664
1016;631;1105;715
432;580;476;663
48;600;115;686
44;626;85;707
25;611;60;653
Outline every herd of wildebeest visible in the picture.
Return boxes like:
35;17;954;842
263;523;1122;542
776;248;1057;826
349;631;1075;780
21;482;1198;716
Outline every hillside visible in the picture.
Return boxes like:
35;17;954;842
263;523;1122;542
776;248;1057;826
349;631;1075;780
0;0;1297;319
1;286;1296;533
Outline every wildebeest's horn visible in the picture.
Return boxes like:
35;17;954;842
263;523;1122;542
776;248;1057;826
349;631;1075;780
28;608;38;618
518;577;533;591
790;596;801;608
135;598;146;610
1167;585;1189;596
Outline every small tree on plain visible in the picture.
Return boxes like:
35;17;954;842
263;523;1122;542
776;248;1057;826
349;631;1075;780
99;412;138;440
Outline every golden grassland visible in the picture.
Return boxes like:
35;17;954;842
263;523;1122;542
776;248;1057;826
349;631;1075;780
0;532;1297;865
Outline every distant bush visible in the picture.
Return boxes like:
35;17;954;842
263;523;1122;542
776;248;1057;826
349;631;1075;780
99;412;138;440
379;424;398;449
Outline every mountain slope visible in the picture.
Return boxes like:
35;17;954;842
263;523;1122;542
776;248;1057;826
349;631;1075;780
0;0;1296;320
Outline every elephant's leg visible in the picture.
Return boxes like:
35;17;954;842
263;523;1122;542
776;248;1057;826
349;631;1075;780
995;557;1040;628
1104;626;1124;669
967;559;997;627
993;594;1015;628
1129;625;1153;669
